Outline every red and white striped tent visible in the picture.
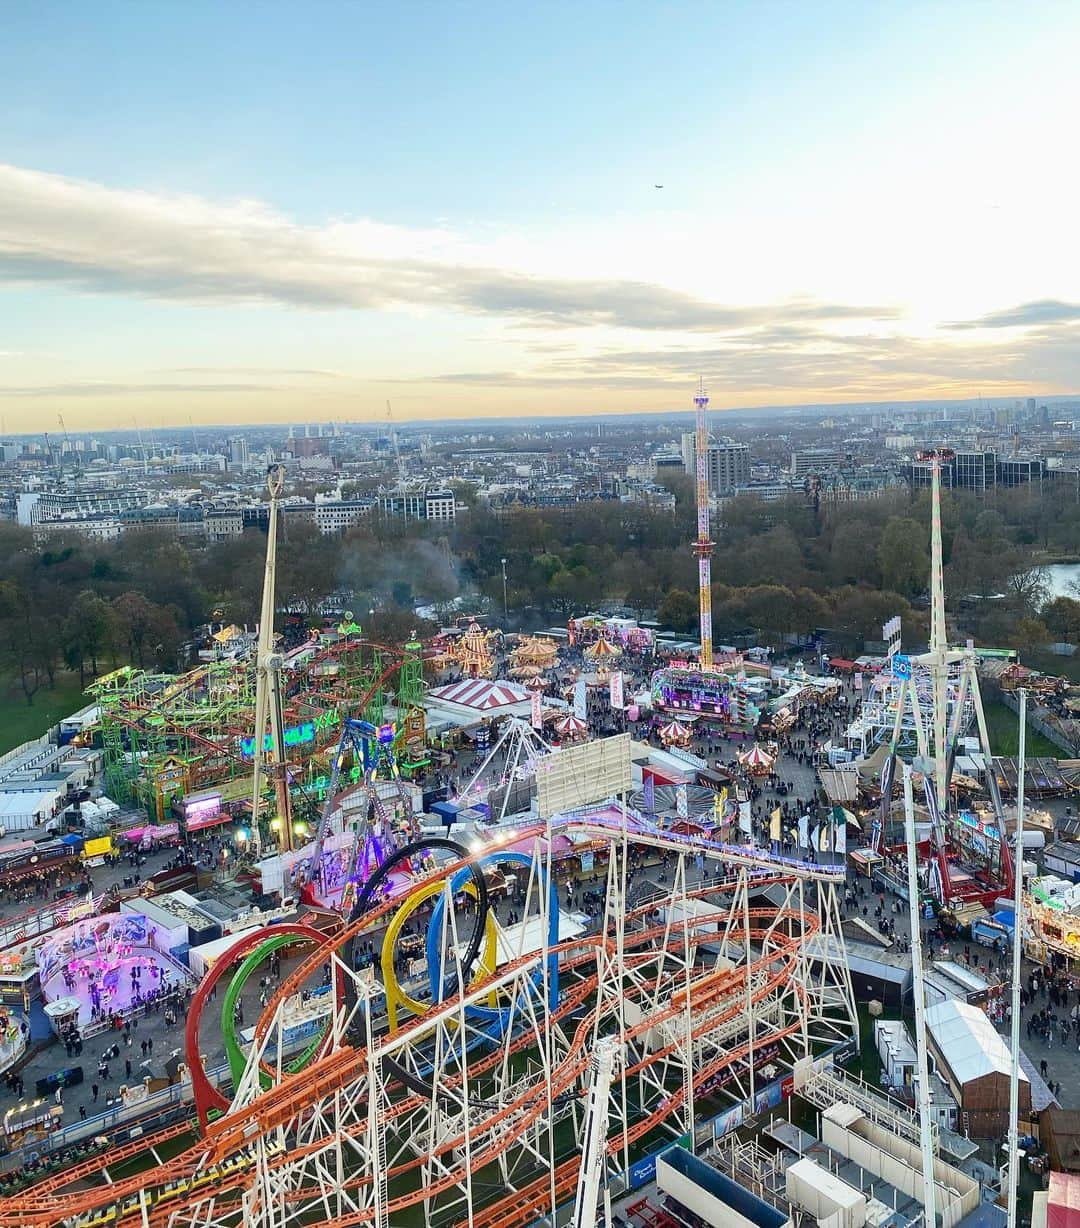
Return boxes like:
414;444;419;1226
426;677;532;719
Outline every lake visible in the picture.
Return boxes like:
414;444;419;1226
1043;563;1080;604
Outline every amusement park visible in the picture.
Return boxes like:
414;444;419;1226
0;401;1074;1228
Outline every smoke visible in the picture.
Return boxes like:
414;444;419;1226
336;535;460;608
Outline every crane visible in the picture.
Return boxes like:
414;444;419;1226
570;1038;621;1228
57;413;72;471
386;400;404;485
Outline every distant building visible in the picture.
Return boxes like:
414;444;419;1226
901;449;1046;492
681;434;751;493
228;436;250;470
379;488;456;522
790;447;847;477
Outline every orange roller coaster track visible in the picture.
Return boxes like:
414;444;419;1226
7;820;854;1228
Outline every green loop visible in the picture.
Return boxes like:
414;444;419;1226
222;933;329;1091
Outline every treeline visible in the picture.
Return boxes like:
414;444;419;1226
2;476;1078;706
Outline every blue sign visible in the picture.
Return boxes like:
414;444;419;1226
240;721;316;758
892;654;912;680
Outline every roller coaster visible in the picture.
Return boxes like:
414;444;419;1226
9;808;855;1228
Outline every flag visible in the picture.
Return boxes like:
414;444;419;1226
643;774;655;815
738;801;752;836
530;689;543;730
798;813;809;848
854;671;863;690
609;670;624;710
769;807;782;842
573;678;587;720
676;785;689;818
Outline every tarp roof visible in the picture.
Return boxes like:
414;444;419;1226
926;998;1028;1085
427;678;530;712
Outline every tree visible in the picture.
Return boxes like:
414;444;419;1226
112;592;158;667
657;589;699;634
62;590;116;686
0;579;56;705
1043;596;1080;642
740;585;797;644
1014;617;1051;659
877;518;928;598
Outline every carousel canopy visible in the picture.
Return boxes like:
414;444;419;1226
554;714;589;735
511;635;558;664
658;720;693;742
738;743;776;771
584;636;621;660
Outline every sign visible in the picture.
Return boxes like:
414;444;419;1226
530;689;543;730
609;670;624;710
536;733;632;819
667;746;707;770
891;654;911;680
853;671;863;690
580;851;594;874
573;678;587;721
239;710;341;757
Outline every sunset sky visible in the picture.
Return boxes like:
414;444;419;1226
2;1;1080;433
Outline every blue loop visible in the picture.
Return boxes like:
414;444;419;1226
427;850;560;1024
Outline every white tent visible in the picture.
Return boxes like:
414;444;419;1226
0;789;63;832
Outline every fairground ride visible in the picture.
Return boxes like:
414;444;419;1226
13;780;855;1228
872;449;1013;911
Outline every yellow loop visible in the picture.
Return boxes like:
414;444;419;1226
382;879;497;1030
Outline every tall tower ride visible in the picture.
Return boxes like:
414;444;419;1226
692;379;714;670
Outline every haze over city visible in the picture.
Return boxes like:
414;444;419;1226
3;1;1080;432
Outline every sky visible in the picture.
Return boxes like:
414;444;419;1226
2;0;1080;433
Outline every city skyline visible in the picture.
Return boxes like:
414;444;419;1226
3;1;1080;432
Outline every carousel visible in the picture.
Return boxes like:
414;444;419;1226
511;635;559;672
553;714;589;742
657;719;694;748
583;635;622;664
738;742;778;777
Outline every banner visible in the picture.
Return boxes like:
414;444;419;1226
883;615;902;659
643;774;655;814
573;678;587;720
675;785;689;819
798;813;809;848
769;807;782;843
738;801;752;836
609;670;624;710
530;689;543;730
853;671;863;690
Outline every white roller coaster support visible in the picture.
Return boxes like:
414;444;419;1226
571;1038;621;1228
903;763;938;1228
1006;689;1026;1228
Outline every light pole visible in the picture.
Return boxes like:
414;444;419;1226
500;558;508;621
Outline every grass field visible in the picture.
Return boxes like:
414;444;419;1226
0;671;88;757
982;699;1062;759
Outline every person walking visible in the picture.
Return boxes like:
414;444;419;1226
91;1083;99;1103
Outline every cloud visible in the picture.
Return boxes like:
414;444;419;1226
946;299;1080;330
422;321;1080;397
0;381;281;397
0;163;898;333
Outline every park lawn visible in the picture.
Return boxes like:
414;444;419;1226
0;670;88;756
982;700;1062;759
